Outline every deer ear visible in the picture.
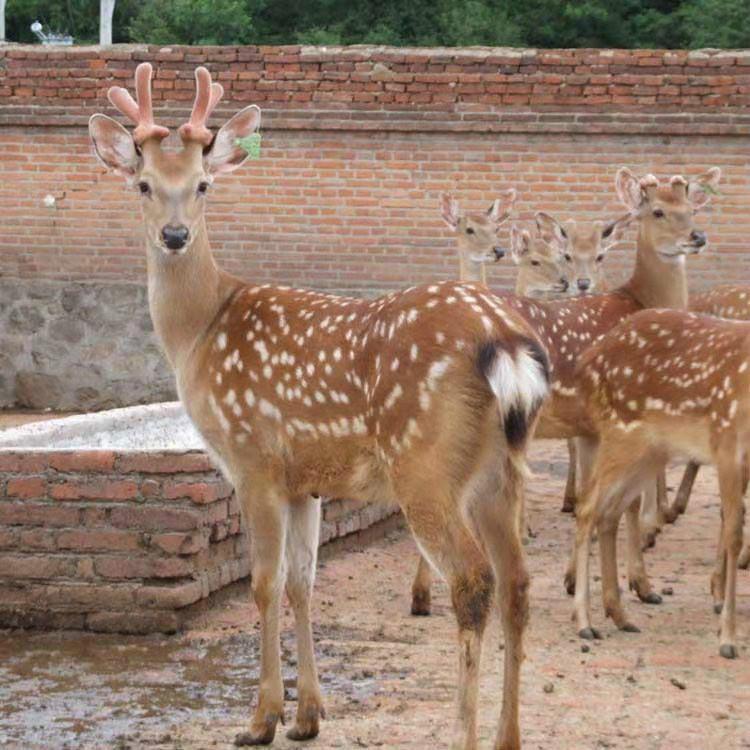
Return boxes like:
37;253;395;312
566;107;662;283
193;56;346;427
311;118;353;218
510;225;530;263
615;167;644;211
440;193;460;231
688;167;722;210
535;212;567;249
89;114;140;179
487;188;516;225
205;105;261;175
601;213;633;249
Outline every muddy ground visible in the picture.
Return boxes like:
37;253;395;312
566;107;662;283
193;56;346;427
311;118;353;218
0;441;749;750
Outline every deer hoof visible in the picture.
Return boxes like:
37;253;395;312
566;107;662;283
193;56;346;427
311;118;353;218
564;574;576;597
641;592;663;605
561;498;575;513
410;590;431;617
719;644;738;660
713;602;724;615
578;626;602;640
620;622;641;633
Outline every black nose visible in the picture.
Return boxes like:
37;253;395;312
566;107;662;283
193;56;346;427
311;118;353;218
577;278;591;291
162;224;189;250
690;230;707;247
493;246;506;260
560;278;569;291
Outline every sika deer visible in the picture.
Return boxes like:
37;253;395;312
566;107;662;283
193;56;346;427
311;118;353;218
573;308;748;658
410;169;718;617
439;191;516;283
90;63;549;750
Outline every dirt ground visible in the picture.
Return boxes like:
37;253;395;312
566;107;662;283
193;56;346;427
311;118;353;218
1;441;749;750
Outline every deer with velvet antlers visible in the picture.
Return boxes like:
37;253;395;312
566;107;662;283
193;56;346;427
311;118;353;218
89;63;550;750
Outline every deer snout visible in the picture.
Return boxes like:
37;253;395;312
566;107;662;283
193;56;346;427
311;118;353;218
577;278;591;291
492;246;507;261
162;224;189;251
560;278;569;292
690;230;707;248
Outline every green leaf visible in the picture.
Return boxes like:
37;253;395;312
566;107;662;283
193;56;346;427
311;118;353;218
236;133;262;160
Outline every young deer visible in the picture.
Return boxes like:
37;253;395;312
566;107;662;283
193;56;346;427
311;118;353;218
573;308;748;658
90;63;550;750
439;191;516;283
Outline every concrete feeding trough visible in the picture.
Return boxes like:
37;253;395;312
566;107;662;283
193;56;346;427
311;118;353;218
0;403;397;634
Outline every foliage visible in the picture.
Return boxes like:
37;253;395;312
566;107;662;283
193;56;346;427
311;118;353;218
4;0;750;48
128;0;258;46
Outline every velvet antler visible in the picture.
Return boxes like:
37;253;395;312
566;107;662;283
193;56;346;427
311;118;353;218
107;63;170;145
179;66;224;146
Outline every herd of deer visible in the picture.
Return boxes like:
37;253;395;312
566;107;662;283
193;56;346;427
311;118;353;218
86;63;748;749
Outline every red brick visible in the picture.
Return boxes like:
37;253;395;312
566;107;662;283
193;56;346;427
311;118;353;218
51;480;138;501
6;477;47;499
47;451;116;472
151;531;209;555
57;529;141;551
162;480;232;504
0;554;75;578
117;451;213;474
0;453;47;472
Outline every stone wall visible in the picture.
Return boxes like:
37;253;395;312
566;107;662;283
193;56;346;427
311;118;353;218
0;280;174;409
1;44;750;409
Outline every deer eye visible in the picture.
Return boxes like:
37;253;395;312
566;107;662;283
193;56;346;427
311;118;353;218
137;181;151;196
197;181;210;196
653;208;665;218
466;227;475;235
596;254;605;263
530;260;540;267
564;253;572;262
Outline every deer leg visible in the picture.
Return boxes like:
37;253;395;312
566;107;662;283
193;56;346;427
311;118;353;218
626;496;661;605
715;457;744;659
285;496;325;741
235;481;289;747
739;542;750;570
471;454;528;750
564;436;598;596
711;512;727;615
665;461;700;523
639;483;660;550
561;438;578;513
403;500;492;750
411;554;433;616
599;494;640;632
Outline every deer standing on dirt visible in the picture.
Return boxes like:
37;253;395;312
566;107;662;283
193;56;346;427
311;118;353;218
663;285;750;569
572;307;747;658
90;63;550;750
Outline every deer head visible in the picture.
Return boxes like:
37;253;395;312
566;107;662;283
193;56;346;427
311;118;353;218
534;212;632;295
615;167;721;261
509;224;569;298
89;63;260;257
440;191;516;281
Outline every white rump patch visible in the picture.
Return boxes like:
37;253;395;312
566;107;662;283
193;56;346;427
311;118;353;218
485;345;549;419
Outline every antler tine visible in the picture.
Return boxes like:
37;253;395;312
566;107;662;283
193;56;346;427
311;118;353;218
179;66;225;146
107;62;169;145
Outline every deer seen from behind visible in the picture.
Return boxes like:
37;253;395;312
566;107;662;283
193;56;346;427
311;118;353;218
90;63;551;750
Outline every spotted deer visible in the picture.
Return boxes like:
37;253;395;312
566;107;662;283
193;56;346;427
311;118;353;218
572;308;748;658
90;63;550;750
409;169;719;617
664;285;750;569
439;191;516;283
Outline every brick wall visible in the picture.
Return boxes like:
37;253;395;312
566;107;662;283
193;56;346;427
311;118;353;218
1;44;749;407
0;447;396;633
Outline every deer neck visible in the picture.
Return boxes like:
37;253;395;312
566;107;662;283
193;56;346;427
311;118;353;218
146;220;238;370
620;227;688;310
458;253;487;284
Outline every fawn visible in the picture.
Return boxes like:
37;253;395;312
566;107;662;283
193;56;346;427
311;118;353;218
90;63;549;750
